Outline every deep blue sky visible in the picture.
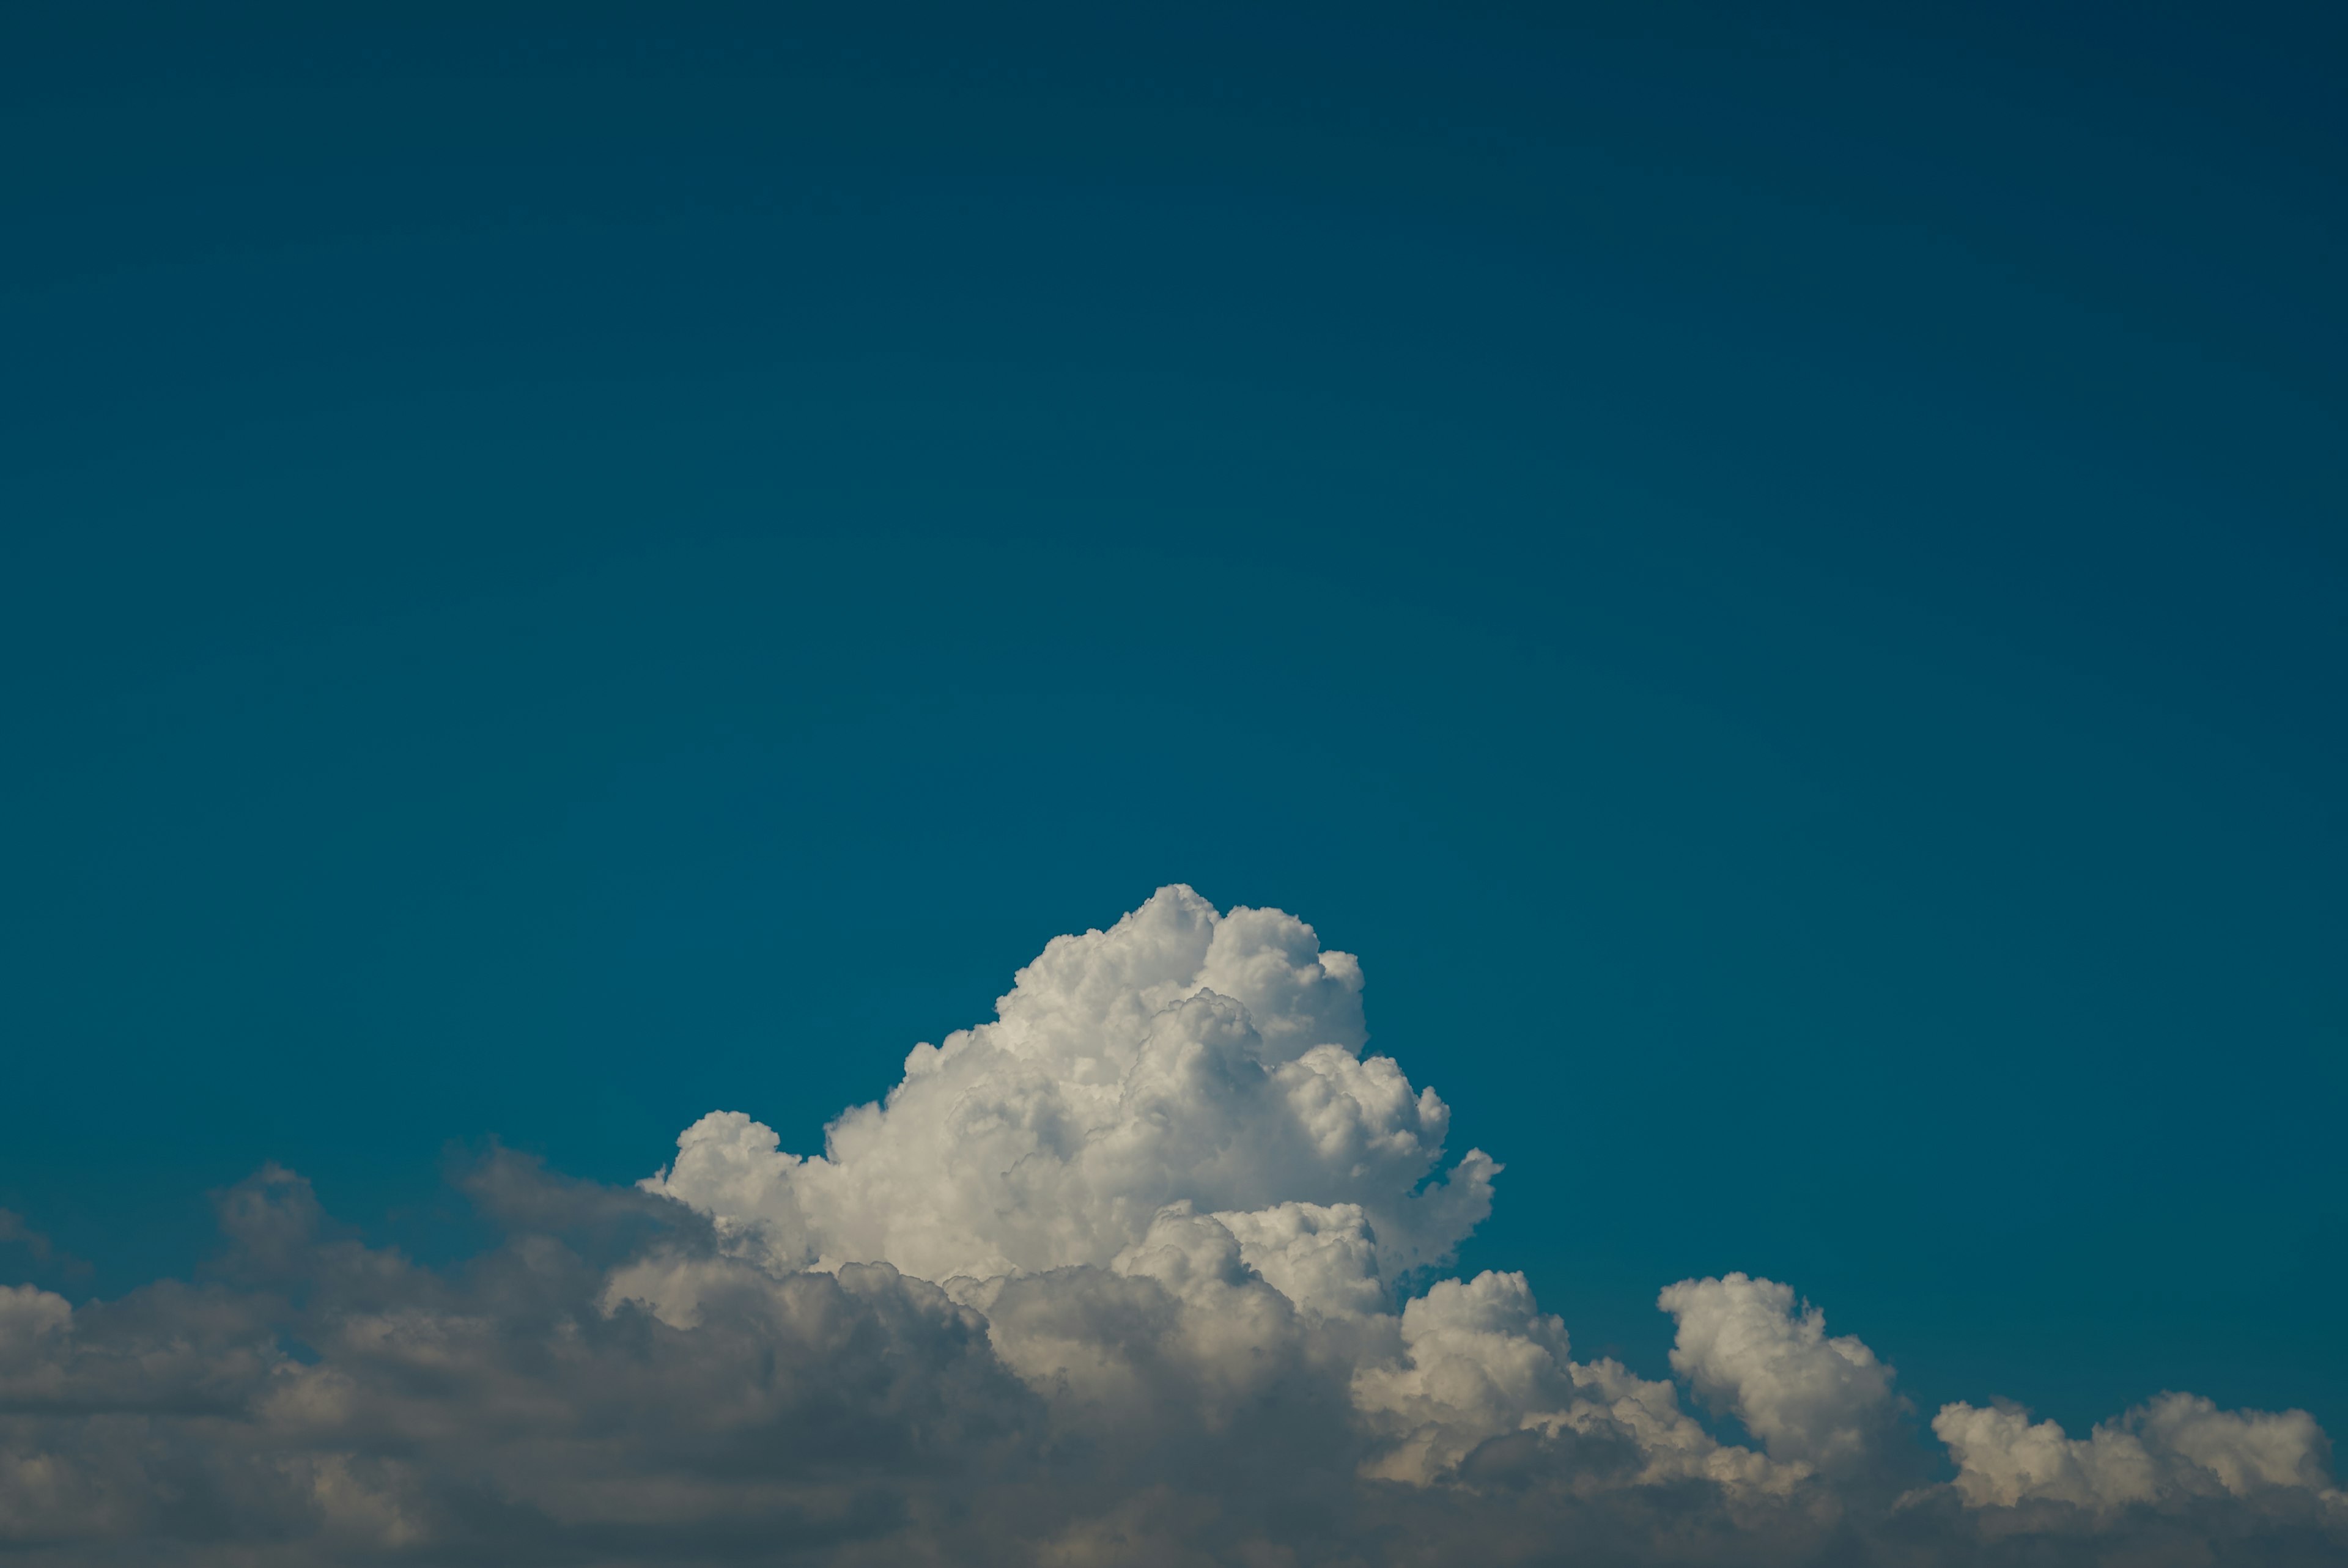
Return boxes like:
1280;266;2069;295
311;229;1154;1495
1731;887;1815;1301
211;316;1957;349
4;1;2341;1443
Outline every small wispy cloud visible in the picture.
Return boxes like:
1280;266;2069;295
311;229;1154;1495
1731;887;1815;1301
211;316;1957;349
0;1208;88;1279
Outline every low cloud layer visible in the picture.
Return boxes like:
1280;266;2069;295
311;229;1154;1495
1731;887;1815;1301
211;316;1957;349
4;887;2339;1563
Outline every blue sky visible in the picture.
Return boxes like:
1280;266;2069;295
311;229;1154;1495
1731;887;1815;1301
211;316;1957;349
4;0;2342;1497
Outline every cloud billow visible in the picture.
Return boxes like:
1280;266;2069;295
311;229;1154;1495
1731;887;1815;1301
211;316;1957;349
2;886;2339;1563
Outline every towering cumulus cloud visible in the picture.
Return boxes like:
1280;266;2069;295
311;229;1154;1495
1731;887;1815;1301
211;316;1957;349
2;888;2341;1563
646;889;1492;1292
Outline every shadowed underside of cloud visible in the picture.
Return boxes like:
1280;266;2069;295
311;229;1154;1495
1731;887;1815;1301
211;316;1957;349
3;888;2340;1564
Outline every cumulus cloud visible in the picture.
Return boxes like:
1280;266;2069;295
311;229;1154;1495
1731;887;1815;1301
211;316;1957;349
646;889;1493;1290
1935;1394;2343;1514
1;886;2339;1564
1659;1272;1907;1482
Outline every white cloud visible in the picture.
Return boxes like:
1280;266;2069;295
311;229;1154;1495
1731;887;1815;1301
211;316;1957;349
1;886;2339;1563
646;886;1492;1294
1351;1270;1579;1481
1936;1393;2345;1514
638;883;2342;1544
1658;1272;1903;1478
1348;1268;1823;1495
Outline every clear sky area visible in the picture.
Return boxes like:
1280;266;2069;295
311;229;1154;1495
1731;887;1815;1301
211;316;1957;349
2;4;2342;1561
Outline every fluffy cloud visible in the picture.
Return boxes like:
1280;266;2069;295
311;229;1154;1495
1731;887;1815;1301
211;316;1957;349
1935;1394;2343;1514
1;886;2339;1564
1349;1269;1793;1498
646;889;1493;1289
1658;1272;1905;1481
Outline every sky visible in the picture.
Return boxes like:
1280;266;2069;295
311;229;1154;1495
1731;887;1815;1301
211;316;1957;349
2;2;2343;1562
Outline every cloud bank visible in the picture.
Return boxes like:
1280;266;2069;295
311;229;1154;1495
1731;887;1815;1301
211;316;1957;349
4;886;2339;1563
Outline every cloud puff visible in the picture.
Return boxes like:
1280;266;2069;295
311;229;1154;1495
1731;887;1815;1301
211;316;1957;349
2;886;2340;1564
1659;1272;1906;1481
1935;1394;2343;1513
1349;1268;1793;1497
647;889;1494;1292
